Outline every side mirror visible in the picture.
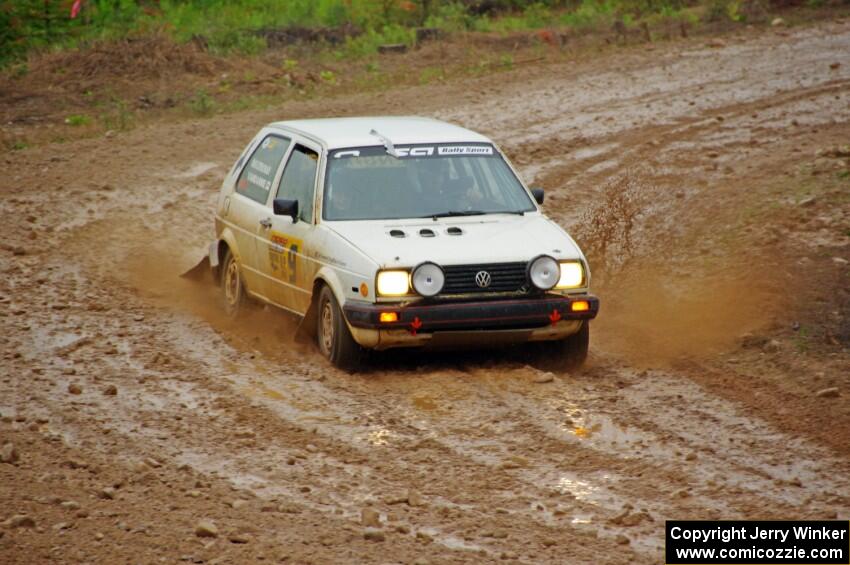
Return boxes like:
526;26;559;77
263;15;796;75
531;187;545;205
273;198;299;223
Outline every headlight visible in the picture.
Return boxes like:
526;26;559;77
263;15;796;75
376;270;410;296
556;261;585;289
528;255;560;290
411;262;444;297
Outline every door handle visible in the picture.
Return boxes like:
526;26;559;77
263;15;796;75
259;218;272;229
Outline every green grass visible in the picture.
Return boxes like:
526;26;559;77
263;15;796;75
98;98;134;131
1;0;765;67
64;114;91;127
419;66;444;84
188;89;215;116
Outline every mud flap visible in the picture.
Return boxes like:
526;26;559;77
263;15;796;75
295;297;318;345
181;255;211;281
180;242;219;283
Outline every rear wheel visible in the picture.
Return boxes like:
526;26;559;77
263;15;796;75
531;322;590;372
316;286;363;370
220;248;247;318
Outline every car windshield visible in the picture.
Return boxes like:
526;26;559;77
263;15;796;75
323;144;536;221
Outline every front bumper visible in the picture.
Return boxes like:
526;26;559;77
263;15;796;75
343;294;599;350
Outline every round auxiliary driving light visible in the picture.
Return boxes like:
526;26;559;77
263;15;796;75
528;255;560;290
411;262;445;297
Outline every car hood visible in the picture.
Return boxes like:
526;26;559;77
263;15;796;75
324;214;583;269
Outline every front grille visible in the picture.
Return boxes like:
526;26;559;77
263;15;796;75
441;262;528;295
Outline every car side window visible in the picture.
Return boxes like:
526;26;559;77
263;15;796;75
235;135;290;204
277;144;319;223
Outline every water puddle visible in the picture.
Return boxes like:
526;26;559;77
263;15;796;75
172;162;221;179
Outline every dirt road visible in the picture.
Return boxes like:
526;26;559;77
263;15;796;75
1;19;849;564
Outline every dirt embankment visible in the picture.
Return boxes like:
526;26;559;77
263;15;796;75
1;18;848;565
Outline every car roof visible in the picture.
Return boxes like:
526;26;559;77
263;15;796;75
268;116;492;150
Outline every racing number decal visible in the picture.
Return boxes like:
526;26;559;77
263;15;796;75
269;231;303;284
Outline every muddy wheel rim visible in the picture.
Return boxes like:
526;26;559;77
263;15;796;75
224;259;239;307
320;300;334;355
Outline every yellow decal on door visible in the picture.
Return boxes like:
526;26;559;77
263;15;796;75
269;231;303;284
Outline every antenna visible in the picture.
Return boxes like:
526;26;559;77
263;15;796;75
369;128;399;158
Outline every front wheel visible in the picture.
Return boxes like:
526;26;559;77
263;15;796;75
316;286;363;371
530;322;590;372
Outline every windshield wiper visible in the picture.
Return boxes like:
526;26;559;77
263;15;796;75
426;210;488;218
424;209;526;219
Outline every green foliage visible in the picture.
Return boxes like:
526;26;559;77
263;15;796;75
189;89;214;115
0;0;773;67
99;97;133;131
560;0;620;28
336;24;414;58
419;66;444;84
9;62;29;78
64;114;91;126
207;30;267;56
425;2;478;31
706;0;744;21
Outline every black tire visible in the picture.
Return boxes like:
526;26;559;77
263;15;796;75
220;248;247;318
316;286;363;370
531;321;590;372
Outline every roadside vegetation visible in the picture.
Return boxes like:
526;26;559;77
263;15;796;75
1;0;845;152
2;0;837;65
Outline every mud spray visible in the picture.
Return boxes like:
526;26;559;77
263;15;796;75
571;171;788;367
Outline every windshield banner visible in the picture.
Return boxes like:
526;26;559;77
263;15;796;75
333;144;494;159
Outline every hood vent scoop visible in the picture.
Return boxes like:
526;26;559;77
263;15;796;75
419;228;436;238
389;229;406;238
446;226;463;236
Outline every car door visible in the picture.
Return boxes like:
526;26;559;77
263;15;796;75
258;139;322;315
228;133;291;301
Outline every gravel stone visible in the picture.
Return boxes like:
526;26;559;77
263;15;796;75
364;528;385;542
0;443;19;464
361;508;381;528
194;520;218;538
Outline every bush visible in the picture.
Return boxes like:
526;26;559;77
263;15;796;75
337;23;414;58
560;0;620;28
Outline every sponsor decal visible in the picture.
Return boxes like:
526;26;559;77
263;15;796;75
394;147;435;157
269;231;302;284
249;158;273;176
245;171;271;192
334;145;493;159
437;145;493;155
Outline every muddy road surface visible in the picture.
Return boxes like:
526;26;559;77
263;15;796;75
1;20;849;564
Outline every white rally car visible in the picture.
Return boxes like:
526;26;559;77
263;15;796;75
206;117;599;369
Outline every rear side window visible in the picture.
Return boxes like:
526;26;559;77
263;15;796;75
236;135;291;204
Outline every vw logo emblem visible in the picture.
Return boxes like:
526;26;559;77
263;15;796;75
475;271;492;288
